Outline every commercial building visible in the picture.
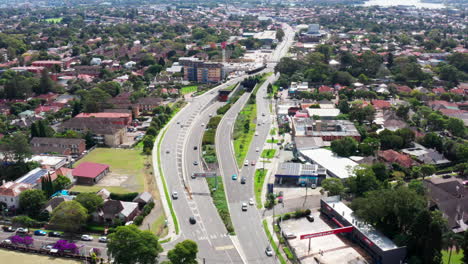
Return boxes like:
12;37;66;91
73;162;110;185
321;196;407;264
274;162;327;186
298;148;358;179
292;118;361;141
179;57;224;83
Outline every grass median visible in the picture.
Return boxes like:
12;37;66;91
206;176;235;235
262;219;286;264
233;103;257;167
261;149;276;159
254;169;267;209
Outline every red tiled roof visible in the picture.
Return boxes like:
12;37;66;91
397;85;412;93
73;162;109;178
378;150;414;168
371;100;391;109
450;88;466;95
318;85;333;93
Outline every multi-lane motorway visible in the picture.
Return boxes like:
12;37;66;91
157;24;295;263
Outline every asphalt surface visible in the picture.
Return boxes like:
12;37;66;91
215;25;296;263
159;78;245;263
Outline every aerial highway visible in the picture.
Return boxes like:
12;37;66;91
215;25;295;263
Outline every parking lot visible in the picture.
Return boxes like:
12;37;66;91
279;211;370;264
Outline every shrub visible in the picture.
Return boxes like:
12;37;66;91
133;215;144;226
109;192;139;201
283;247;294;260
12;215;38;227
282;213;291;221
305;209;311;215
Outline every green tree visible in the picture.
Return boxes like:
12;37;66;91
37;70;54;94
49;200;88;233
167;239;198;264
84;131;96;149
371;162;389;182
331;137;358;157
346;166;380;197
442;232;464;264
75;193;104;214
320;178;345;196
447;117;465;137
96;81;121;97
108;225;162;264
53;175;71;190
19;189;46;218
359;137;380;156
408;210;444;264
462;230;468;264
0;132;32;162
275;28;285;42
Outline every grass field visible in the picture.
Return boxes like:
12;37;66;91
45;17;63;23
71;148;146;193
206;176;234;234
442;249;464;264
261;149;276;159
266;139;279;144
233;103;257;167
180;85;198;95
0;249;79;264
254;169;267;209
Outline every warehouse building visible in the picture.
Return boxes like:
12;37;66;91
274;162;327;186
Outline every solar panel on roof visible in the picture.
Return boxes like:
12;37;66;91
17;169;48;184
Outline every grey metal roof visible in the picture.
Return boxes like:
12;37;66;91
16;168;48;185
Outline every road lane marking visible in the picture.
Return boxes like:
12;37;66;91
215;245;235;250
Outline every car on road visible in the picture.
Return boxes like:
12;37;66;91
306;215;315;222
262;113;265;116
2;226;15;232
172;191;178;199
256;147;259;152
241;177;246;184
193;161;198;166
249;198;254;205
244;160;249;166
189;216;196;224
231;174;237;180
176;121;180;124
99;236;108;243
209;114;212;117
201;123;205;127
255;132;258;136
265;246;273;256
251;160;256;166
34;230;47;236
16;227;28;234
166;150;170;154
81;234;94;241
241;203;248;211
193;146;198;150
48;231;61;237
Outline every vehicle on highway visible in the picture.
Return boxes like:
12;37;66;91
193;146;198;150
189;216;197;224
166;150;170;154
283;232;297;239
241;203;248;211
172;191;178;200
244;160;249;166
251;160;256;166
48;231;61;237
262;113;265;116
2;226;15;232
176;121;180;124
255;131;258;136
99;236;108;243
201;123;205;127
81;234;94;241
306;215;315;222
249;198;254;205
209;114;212;117
232;174;237;180
256;147;259;152
193;161;198;166
265;246;273;256
34;230;47;236
241;177;246;184
16;227;28;234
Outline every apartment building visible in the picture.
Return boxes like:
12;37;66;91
179;57;224;83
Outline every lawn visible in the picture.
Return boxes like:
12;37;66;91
233;103;257;167
261;149;276;159
442;249;464;264
180;85;198;95
254;169;267;209
262;220;286;264
45;17;63;23
151;214;168;237
0;249;79;264
206;176;234;234
270;128;277;136
71;148;146;193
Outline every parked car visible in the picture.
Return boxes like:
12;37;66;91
16;227;28;234
1;239;11;245
241;177;246;184
2;226;15;232
262;113;265;116
306;215;315;222
99;236;108;243
265;246;273;256
231;174;237;180
189;216;196;224
172;191;178;200
193;161;198;166
241;203;248;211
48;231;61;237
34;230;47;236
249;198;254;205
81;234;93;241
201;123;205;127
166;150;170;154
283;232;297;239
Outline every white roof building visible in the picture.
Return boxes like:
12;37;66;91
298;148;358;179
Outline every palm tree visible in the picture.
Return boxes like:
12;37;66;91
442;231;464;264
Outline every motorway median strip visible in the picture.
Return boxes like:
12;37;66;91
206;176;235;235
254;169;267;209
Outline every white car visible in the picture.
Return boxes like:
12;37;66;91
99;236;108;243
265;246;273;256
81;235;93;241
249;198;254;205
244;160;249;166
256;147;259;152
255;132;258;136
172;191;178;199
241;203;248;211
2;239;11;244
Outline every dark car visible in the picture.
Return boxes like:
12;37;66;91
48;231;61;237
194;146;198;150
2;226;15;232
189;216;197;224
306;215;314;222
241;177;246;184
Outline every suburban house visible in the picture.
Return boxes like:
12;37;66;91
0;182;33;209
424;177;468;233
378;150;415;168
92;199;139;224
72;162;110;185
43;196;74;213
30;137;86;156
59;118;127;147
401;143;450;166
133;192;153;208
15;167;57;189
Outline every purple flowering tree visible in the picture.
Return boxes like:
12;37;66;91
53;240;78;254
10;235;34;246
10;235;23;244
91;247;101;256
22;236;33;246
